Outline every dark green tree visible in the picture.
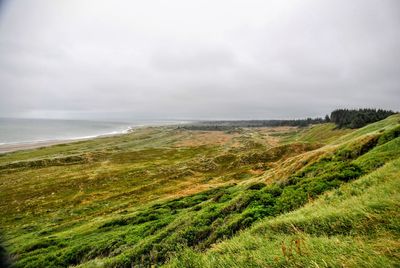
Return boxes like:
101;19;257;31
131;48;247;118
330;108;395;129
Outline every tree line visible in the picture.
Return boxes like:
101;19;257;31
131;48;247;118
179;118;327;131
329;108;395;129
178;108;396;131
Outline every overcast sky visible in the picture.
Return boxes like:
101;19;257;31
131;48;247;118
0;0;399;121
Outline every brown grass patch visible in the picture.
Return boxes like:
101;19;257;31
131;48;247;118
175;131;239;147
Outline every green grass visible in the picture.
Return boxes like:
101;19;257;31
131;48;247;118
0;126;301;267
280;123;353;144
0;117;399;267
166;157;400;267
333;113;400;144
353;137;400;173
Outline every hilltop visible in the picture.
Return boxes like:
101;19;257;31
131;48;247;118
0;114;399;267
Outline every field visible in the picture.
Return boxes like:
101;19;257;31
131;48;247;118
1;115;399;267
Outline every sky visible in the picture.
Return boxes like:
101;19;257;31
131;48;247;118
0;0;399;121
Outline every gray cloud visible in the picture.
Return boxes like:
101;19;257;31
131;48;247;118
152;48;236;72
0;0;399;120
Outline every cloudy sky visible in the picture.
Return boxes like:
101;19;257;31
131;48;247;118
0;0;399;121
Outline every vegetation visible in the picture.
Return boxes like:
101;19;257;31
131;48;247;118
0;114;399;267
0;237;10;268
330;108;395;128
180;117;327;131
167;158;400;267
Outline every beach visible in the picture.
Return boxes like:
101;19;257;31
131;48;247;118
0;130;136;153
0;118;136;154
0;138;89;154
0;119;190;154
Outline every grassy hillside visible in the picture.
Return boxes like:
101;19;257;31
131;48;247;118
0;114;399;267
278;123;352;144
167;157;400;267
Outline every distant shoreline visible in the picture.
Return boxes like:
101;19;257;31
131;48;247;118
0;139;85;153
0;119;191;154
0;131;130;154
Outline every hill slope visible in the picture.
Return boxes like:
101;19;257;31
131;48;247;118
0;114;399;267
167;157;400;267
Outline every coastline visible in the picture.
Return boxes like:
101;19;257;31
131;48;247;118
0;120;190;154
0;139;85;153
0;128;133;154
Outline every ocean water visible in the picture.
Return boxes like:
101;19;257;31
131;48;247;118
0;118;136;144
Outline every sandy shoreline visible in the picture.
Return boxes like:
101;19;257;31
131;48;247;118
0;138;96;154
0;121;192;154
0;130;133;154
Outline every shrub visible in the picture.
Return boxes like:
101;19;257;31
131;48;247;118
377;125;400;145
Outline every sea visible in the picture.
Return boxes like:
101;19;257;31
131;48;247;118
0;118;180;145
